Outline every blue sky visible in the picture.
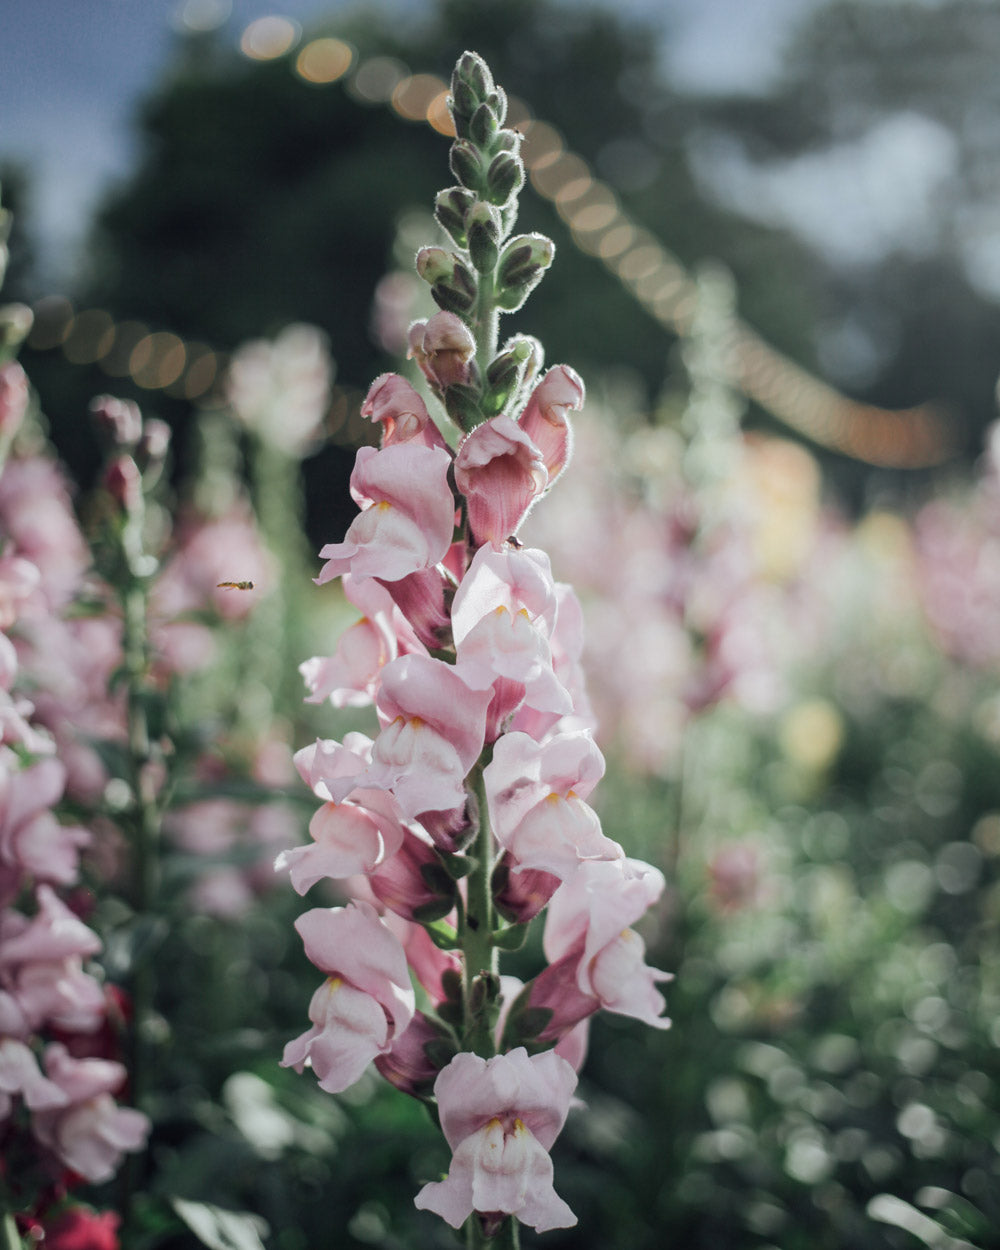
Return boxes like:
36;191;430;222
2;0;829;290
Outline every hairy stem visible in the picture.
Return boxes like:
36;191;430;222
462;760;497;1058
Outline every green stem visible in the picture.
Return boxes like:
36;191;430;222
464;1215;520;1250
462;761;497;1058
1;1213;22;1250
247;434;312;718
472;272;499;382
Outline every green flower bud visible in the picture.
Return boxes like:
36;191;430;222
416;246;456;286
443;382;482;430
496;234;555;310
482;335;537;415
466;199;501;274
455;51;492;101
485;151;524;205
469;101;498;148
486;89;507;128
450;139;486;194
435;186;474;248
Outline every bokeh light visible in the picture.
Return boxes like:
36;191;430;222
240;15;299;61
295;37;353;85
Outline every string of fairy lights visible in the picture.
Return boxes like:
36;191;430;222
22;13;954;468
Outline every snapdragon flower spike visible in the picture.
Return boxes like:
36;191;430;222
414;1048;577;1233
282;901;415;1093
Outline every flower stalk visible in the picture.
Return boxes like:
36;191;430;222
281;51;671;1245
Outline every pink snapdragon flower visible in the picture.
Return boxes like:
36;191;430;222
532;859;671;1034
408;312;477;390
414;1048;577;1233
454;417;547;549
31;1044;150;1183
0;457;90;610
516;365;584;488
363;373;449;450
364;655;492;818
300;575;425;708
317;444;455;584
281;901;415;1093
0;1038;69;1115
0;758;90;890
281;740;408;888
484;731;621;879
452;546;572;738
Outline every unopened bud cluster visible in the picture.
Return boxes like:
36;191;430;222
414;53;555;432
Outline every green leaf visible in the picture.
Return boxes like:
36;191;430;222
170;1200;269;1250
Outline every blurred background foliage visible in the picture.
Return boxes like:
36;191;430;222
4;1;1000;1247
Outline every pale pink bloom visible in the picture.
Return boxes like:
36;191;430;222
32;1044;150;1183
541;859;671;1031
0;1038;69;1117
301;577;407;708
317;444;455;584
226;323;331;455
484;731;620;879
21;613;125;802
366;655;492;818
276;787;406;893
408;312;476;390
0;756;89;888
414;1048;577;1233
451;546;560;645
451;546;572;737
281;901;415;1093
10;958;107;1035
544;857;664;967
0;688;54;758
292;732;375;806
362;373;447;449
0;361;29;436
454;417;547;549
0;886;102;972
0;456;89;609
0;554;41;631
516;365;583;487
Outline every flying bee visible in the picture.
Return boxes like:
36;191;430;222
217;580;255;591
